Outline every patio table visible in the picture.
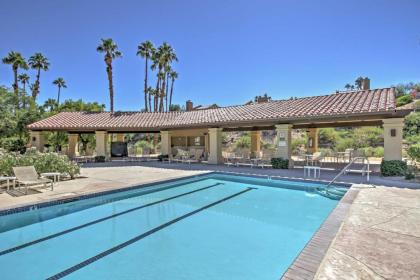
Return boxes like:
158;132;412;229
41;172;61;183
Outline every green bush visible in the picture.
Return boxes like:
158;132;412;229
380;160;407;176
359;147;384;157
0;137;26;153
404;112;420;138
0;148;80;178
158;154;169;161
94;155;106;162
396;94;413;107
407;144;420;163
271;157;289;169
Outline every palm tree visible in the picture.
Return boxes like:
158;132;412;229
96;38;122;112
2;51;28;95
344;83;352;91
147;86;154;112
18;73;30;92
153;43;178;112
137;41;155;112
169;70;178;110
53;77;67;104
28;53;50;100
355;76;364;90
43;98;58;112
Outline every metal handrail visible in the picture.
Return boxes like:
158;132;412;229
327;156;370;188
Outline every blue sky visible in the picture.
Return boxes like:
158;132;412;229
1;0;419;111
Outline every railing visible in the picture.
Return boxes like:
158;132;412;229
326;157;370;188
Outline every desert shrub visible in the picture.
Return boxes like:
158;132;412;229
396;94;413;107
404;112;420;138
359;147;384;157
0;148;80;178
319;148;334;157
292;138;306;155
235;135;251;149
380;160;407;176
271;157;289;169
0;137;26;153
94;155;106;162
407;144;420;163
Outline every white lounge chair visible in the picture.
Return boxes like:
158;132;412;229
13;166;54;194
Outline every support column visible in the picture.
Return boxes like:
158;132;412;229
29;131;46;152
208;128;223;164
383;118;404;161
204;133;209;159
95;131;108;157
160;131;172;155
250;131;261;158
275;124;292;160
67;134;79;158
307;128;319;154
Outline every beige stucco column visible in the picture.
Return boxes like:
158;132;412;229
29;130;46;152
160;131;172;155
95;131;109;157
208;128;223;164
250;131;261;158
67;134;79;158
115;133;125;142
275;124;292;160
383;118;404;161
307;128;319;154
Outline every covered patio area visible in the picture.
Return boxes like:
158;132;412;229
27;88;411;172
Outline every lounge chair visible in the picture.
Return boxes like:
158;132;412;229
13;166;54;194
306;152;324;166
183;149;203;164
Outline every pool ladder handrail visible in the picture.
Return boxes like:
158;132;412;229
326;157;370;189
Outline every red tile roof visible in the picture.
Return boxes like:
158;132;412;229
28;88;407;131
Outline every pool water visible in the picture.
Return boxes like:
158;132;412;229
0;174;341;280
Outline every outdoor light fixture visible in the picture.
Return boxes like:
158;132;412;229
390;129;396;137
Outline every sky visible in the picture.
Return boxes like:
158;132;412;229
0;0;419;111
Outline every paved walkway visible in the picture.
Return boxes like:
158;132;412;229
83;161;420;188
0;165;207;210
315;185;420;279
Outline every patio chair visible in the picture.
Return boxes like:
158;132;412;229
306;152;324;166
13;166;53;194
183;149;203;164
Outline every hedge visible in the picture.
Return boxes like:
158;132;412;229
0;148;80;178
380;160;407;177
271;157;289;169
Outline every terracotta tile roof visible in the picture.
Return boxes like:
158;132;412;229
28;88;404;131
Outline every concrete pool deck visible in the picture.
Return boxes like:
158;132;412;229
0;163;419;279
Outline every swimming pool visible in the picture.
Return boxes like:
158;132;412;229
0;173;345;279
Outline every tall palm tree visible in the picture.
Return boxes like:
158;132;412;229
18;73;30;92
355;77;364;90
147;86;154;112
96;38;122;112
2;51;28;95
43;98;58;112
53;77;67;104
137;41;155;112
28;53;50;100
169;70;178;110
344;83;352;91
153;43;178;112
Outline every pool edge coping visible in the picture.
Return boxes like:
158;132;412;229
280;185;359;280
0;170;350;215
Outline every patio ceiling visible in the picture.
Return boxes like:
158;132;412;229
28;88;411;133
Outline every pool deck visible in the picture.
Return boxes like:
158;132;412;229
0;162;419;279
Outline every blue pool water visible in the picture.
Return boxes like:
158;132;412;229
0;174;342;279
